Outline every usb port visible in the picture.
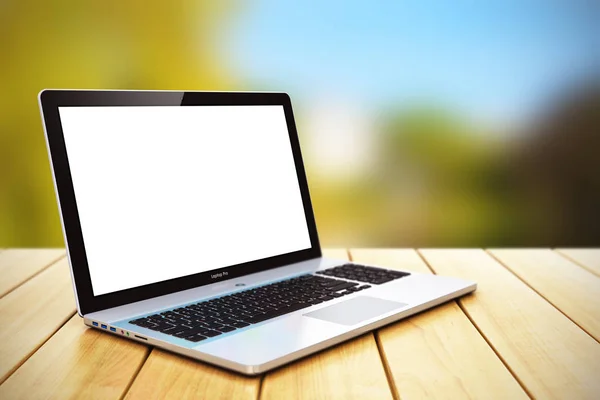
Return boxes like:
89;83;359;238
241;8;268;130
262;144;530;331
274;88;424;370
92;321;98;327
109;327;116;332
100;324;107;329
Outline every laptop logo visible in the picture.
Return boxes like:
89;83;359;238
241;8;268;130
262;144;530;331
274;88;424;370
210;271;228;279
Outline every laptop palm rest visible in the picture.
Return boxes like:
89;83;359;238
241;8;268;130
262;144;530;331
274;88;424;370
303;296;408;326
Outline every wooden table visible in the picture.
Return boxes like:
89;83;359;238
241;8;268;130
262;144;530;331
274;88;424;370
0;248;599;399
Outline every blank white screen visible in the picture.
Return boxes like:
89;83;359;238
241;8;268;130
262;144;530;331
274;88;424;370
58;105;312;296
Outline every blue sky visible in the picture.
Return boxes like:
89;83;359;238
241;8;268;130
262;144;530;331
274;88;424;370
230;0;599;125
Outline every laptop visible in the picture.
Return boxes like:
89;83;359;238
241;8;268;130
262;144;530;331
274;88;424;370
38;90;476;375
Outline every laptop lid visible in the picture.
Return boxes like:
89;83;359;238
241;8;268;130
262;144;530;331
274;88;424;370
39;90;321;315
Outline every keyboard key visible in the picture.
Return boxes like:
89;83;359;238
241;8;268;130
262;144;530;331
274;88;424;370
161;326;181;334
186;334;207;342
178;326;210;337
147;322;176;332
173;329;192;338
371;277;394;285
329;282;359;292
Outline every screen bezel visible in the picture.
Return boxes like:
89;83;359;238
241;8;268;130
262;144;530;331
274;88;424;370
39;90;322;315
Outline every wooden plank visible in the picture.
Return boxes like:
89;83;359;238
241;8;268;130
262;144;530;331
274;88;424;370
0;257;76;383
0;315;149;400
124;350;259;400
261;333;393;400
420;249;600;399
556;249;600;277
0;249;65;297
260;248;392;400
350;249;528;399
490;249;600;342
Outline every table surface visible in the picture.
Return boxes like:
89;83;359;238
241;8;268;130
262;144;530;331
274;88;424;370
0;248;599;399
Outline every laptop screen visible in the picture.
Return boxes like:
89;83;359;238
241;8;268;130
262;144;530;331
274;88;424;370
58;105;312;296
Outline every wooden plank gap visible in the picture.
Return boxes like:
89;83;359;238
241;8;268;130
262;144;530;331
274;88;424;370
0;310;76;385
255;374;265;400
416;249;535;399
485;249;600;345
0;254;67;300
373;332;400;400
124;349;261;399
118;347;153;400
0;257;78;383
455;299;534;400
351;249;527;399
345;248;353;261
419;249;600;398
415;249;437;275
0;250;67;299
554;249;600;278
0;314;149;399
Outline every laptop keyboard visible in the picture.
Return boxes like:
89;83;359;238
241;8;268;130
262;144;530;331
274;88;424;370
316;263;411;284
129;264;410;343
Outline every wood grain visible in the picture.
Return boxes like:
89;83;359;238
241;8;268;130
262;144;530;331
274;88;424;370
0;257;76;383
349;249;528;399
124;350;259;400
0;249;65;297
0;314;149;400
556;249;600;277
420;249;600;399
260;248;393;400
490;249;600;341
1;248;598;399
261;333;392;400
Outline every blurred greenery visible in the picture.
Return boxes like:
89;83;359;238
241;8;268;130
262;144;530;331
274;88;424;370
2;2;598;248
307;106;519;246
307;91;600;247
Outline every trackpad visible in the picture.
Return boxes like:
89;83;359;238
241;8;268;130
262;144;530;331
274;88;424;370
304;296;407;326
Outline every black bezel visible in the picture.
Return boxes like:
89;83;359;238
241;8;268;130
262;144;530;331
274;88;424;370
39;90;322;315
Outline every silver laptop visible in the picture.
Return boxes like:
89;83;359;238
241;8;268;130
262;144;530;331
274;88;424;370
38;89;476;375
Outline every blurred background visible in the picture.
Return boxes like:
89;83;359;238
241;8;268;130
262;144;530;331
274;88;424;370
1;1;599;248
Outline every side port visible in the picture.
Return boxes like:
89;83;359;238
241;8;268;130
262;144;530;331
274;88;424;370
109;327;116;332
92;321;98;327
100;324;107;329
134;335;147;341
